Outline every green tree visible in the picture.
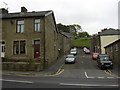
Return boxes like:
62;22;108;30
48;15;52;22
57;23;70;33
78;32;89;37
57;23;82;37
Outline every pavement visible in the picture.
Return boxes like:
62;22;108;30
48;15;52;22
109;64;120;77
2;55;66;77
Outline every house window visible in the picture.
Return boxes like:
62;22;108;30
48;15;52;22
110;46;113;52
13;41;19;54
34;19;40;32
20;41;26;54
13;40;26;55
115;44;118;51
17;20;24;33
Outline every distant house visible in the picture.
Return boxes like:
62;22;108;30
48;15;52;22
104;39;120;65
0;7;70;71
58;32;71;56
91;28;120;54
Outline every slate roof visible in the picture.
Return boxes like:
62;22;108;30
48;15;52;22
1;10;52;19
98;28;120;36
0;8;59;33
59;31;74;39
104;39;120;48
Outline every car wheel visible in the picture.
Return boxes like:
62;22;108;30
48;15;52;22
110;66;113;69
100;66;104;70
74;61;75;64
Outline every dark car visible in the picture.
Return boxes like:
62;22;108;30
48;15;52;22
92;53;99;60
97;54;113;70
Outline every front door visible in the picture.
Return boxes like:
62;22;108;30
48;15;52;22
34;40;40;58
1;41;5;57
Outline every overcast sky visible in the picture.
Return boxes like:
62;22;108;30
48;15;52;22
0;0;119;35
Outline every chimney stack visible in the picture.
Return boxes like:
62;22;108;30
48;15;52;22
0;8;8;14
98;32;101;34
21;7;27;13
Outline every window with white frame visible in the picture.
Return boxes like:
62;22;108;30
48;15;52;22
13;40;26;55
17;20;24;33
34;19;40;32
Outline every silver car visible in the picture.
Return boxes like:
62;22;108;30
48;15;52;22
70;49;77;55
65;54;76;64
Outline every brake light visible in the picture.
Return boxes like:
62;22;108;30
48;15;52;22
100;62;103;65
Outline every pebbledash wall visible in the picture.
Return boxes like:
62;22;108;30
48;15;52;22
1;7;70;71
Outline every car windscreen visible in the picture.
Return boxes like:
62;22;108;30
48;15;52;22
71;50;76;52
86;50;90;52
93;53;99;55
67;55;74;58
100;56;110;61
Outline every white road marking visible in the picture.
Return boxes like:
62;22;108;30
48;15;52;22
98;77;105;79
0;79;33;84
84;72;89;78
84;72;116;79
84;72;95;79
107;77;114;79
88;77;95;79
60;83;118;87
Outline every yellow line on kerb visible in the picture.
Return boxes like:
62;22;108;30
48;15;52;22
104;70;118;78
2;69;64;77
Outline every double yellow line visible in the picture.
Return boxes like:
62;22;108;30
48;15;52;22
104;70;118;78
2;69;64;77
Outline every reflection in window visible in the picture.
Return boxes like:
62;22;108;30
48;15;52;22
20;41;26;54
13;41;26;55
17;20;24;33
13;41;19;55
34;19;40;32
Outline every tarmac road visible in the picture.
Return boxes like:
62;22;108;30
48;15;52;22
2;49;119;89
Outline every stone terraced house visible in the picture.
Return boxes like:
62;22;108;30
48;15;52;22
0;7;70;71
91;28;120;54
104;39;120;65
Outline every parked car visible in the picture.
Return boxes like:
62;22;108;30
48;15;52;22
65;54;76;64
83;47;87;52
85;49;90;54
70;49;77;55
97;54;113;70
92;53;99;60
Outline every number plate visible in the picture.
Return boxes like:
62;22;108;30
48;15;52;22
105;65;110;67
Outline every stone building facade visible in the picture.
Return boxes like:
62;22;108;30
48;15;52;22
104;39;120;65
91;28;120;54
0;7;70;71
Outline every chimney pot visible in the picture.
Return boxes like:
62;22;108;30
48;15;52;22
21;7;27;12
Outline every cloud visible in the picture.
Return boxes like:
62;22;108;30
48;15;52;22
0;0;119;35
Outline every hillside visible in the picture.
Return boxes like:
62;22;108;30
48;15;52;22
70;37;90;48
